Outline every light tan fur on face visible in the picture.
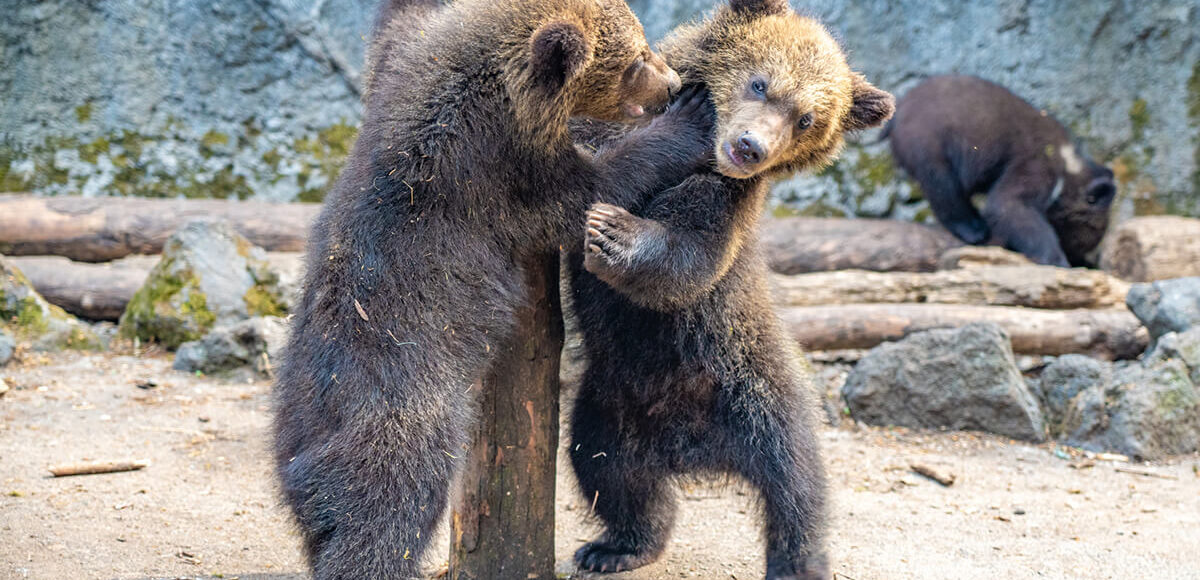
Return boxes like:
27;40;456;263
660;8;870;179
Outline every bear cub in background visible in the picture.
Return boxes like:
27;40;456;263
566;0;894;578
887;75;1116;267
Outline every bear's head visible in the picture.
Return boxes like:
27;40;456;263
1047;155;1116;267
519;0;680;126
659;0;894;179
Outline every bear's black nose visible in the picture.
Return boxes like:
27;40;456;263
736;134;765;165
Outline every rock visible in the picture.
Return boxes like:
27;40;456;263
174;316;288;376
0;329;14;366
1;256;101;351
842;322;1045;441
1126;277;1200;341
119;221;287;349
1038;355;1111;437
1062;359;1200;460
1144;328;1200;385
0;377;7;397
937;246;1034;271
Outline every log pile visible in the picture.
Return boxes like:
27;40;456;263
2;197;1179;360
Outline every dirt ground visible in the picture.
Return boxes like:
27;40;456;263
2;352;1198;580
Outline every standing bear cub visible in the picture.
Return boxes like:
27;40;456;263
887;75;1116;267
272;0;714;578
566;0;893;578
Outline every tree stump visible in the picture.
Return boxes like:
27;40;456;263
450;253;563;580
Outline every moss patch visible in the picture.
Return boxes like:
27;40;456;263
243;285;286;318
1129;98;1150;142
119;260;215;348
75;102;94;123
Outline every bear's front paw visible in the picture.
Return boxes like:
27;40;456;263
575;541;658;573
584;203;644;284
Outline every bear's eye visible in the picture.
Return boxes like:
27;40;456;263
750;78;768;97
797;113;814;131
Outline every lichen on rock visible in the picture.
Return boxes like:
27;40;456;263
118;221;288;349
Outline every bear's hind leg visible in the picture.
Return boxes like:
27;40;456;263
569;396;676;573
725;389;830;580
280;410;466;580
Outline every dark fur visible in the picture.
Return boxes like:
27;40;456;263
271;1;713;578
565;3;893;579
887;75;1116;267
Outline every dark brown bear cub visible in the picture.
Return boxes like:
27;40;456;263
888;75;1116;267
566;1;893;578
272;0;714;578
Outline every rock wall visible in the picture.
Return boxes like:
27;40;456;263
3;0;1198;221
0;0;372;202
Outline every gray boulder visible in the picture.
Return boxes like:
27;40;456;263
118;221;287;349
1126;278;1200;341
1061;359;1200;460
1144;328;1200;384
0;330;14;366
174;316;288;376
1037;355;1111;437
842;323;1045;441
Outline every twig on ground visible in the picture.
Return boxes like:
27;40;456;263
1114;466;1178;480
910;463;956;486
48;459;149;477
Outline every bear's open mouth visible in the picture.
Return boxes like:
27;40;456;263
723;142;749;169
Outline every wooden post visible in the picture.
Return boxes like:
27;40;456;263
450;253;563;580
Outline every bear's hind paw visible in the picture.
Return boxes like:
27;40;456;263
575;541;659;574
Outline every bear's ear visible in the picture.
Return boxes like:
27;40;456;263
844;73;895;131
1084;176;1116;207
530;20;592;92
730;0;791;17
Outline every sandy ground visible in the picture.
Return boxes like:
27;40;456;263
2;352;1199;580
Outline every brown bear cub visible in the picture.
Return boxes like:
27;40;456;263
565;0;893;578
887;75;1116;267
272;0;715;578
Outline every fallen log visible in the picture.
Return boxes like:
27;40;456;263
8;253;305;321
761;217;964;275
779;304;1147;360
6;256;156;320
0;194;319;262
770;266;1130;310
1101;216;1200;282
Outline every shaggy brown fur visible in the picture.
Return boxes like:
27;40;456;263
565;1;893;578
272;1;714;578
887;75;1116;267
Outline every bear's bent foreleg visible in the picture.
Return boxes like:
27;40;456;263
913;163;990;245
